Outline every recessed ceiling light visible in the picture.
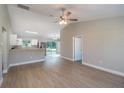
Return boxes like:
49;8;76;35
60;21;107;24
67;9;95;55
25;30;38;35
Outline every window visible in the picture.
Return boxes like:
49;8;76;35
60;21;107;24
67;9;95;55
22;40;31;48
17;38;38;48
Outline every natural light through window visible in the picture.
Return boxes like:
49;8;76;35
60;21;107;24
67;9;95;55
17;38;38;48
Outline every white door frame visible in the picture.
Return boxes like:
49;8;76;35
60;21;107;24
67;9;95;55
1;30;8;73
73;34;83;63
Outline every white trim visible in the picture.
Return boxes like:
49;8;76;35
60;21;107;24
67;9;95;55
9;59;45;67
73;34;83;63
3;66;9;74
3;68;8;74
61;56;74;61
73;36;75;61
83;62;124;77
0;78;3;87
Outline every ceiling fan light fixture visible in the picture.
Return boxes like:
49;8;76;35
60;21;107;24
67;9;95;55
59;20;67;25
59;21;63;25
64;21;67;24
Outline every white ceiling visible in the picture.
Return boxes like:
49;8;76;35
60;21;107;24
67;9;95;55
8;4;124;40
26;4;124;21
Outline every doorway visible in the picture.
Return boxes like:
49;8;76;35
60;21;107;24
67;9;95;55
73;35;83;64
46;41;56;55
46;40;60;57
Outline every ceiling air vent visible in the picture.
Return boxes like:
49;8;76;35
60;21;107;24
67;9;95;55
17;4;30;10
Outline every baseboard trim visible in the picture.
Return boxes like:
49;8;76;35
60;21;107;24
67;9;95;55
9;59;45;67
83;62;124;77
0;78;3;87
3;68;8;74
61;56;74;61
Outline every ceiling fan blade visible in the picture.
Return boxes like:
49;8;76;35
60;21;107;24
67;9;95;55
65;11;72;17
60;16;64;20
53;20;59;23
68;19;78;21
49;14;54;17
49;14;58;19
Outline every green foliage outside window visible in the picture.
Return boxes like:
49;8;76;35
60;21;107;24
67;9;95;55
46;41;56;49
22;40;31;47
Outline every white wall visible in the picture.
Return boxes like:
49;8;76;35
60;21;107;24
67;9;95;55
10;34;17;45
61;16;124;75
0;51;2;86
0;5;12;86
56;41;60;54
8;5;60;41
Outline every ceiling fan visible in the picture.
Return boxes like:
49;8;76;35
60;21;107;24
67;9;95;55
50;8;78;25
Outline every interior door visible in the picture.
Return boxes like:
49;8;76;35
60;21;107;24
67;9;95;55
74;37;82;61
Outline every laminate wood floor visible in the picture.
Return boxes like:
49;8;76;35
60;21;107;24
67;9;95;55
1;57;124;88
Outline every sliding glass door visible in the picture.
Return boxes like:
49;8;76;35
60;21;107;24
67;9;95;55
46;41;57;56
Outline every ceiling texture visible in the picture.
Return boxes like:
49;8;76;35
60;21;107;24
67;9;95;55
8;4;124;41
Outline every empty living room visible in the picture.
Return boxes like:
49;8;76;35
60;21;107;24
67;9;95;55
0;0;124;91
